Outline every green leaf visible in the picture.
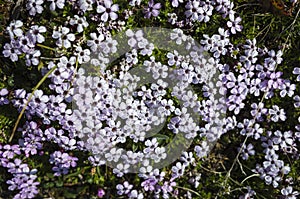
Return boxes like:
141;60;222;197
43;182;54;188
55;179;64;187
37;61;44;71
7;76;14;87
132;143;138;152
153;134;169;141
63;189;78;199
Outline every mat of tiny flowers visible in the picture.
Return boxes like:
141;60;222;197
0;0;300;198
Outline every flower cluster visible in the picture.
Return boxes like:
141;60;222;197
0;144;39;199
0;0;300;198
49;151;78;176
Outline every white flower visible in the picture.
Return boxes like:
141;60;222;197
97;0;119;22
26;0;44;16
69;15;89;33
167;50;182;66
129;0;141;6
194;141;209;158
185;0;203;21
100;38;118;54
52;27;75;49
6;20;23;39
113;163;129;177
79;0;94;12
29;25;47;43
170;28;187;45
48;0;65;10
227;14;242;34
171;162;185;178
126;29;144;48
87;32;105;52
269;105;286;122
126;49;139;65
75;46;91;64
180;151;195;166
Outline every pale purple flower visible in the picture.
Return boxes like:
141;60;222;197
113;163;129;177
78;0;94;12
227;99;245;115
69;15;89;33
48;0;65;10
240;50;258;68
250;78;262;96
152;147;167;162
125;49;138;65
279;80;296;97
180;151;195;166
75;46;91;64
269;105;286;122
199;3;214;23
6;171;40;199
194;141;209;158
116;181;133;195
227;14;242;34
239;187;256;199
167;50;182;66
171;162;185;179
250;102;267;122
97;0;119;22
141;178;157;191
239;143;255;160
0;88;9;105
243;38;258;52
6;20;23;39
26;0;44;16
129;0;141;6
126;29;144;48
161;180;176;197
140;42;154;56
281;186;299;199
144;0;161;19
144;138;158;153
18;36;35;53
28;25;46;43
265;50;283;69
273;130;294;148
52;27;75;49
215;0;231;13
262;139;279;155
268;71;283;89
28;90;49;108
100;38;118;54
128;190;144;198
49;151;78;176
2;42;21;62
2;144;21;159
25;50;41;66
170;28;187;45
168;13;178;24
167;116;181;134
171;0;183;7
87;32;104;52
185;0;203;21
293;67;300;81
294;95;300;108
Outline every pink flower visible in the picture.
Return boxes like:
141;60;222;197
97;188;105;198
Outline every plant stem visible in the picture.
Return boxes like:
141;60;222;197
9;66;58;142
241;173;260;184
174;185;201;197
36;43;57;52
